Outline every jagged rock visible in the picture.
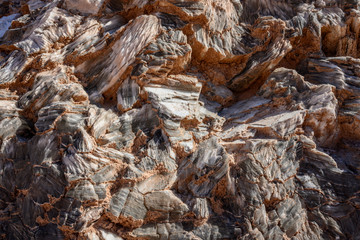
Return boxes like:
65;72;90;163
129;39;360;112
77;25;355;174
15;6;82;54
121;191;147;220
63;0;105;15
109;188;130;218
177;137;229;197
0;0;360;239
144;80;201;121
0;13;19;38
192;198;210;219
66;180;100;201
136;173;177;194
76;15;161;96
0;50;27;86
144;190;189;221
117;78;140;111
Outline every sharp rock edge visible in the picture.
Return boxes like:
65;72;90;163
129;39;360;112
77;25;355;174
0;0;360;239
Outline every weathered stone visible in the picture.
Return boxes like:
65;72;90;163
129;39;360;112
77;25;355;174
109;188;130;218
100;229;123;240
121;191;147;220
66;180;99;201
137;173;177;194
0;50;27;86
177;137;229;197
15;6;82;54
0;1;360;239
76;15;160;95
64;0;105;15
192;198;210;219
132;224;158;239
117;78;140;111
144;190;189;220
0;13;19;38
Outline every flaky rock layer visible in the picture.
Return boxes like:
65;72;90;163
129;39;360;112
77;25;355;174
0;0;360;239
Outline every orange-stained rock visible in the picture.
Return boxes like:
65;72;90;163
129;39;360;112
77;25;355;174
0;1;360;240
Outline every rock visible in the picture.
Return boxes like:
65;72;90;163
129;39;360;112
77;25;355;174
89;108;118;139
0;50;27;86
137;173;177;194
76;15;160;96
249;110;306;138
135;30;192;79
1;0;360;239
0;13;19;38
177;137;229;197
15;6;82;54
131;224;159;239
19;67;88;116
108;188;130;218
121;191;147;220
100;229;123;240
144;190;189;220
192;198;210;219
63;0;105;15
66;180;99;201
117;78;140;111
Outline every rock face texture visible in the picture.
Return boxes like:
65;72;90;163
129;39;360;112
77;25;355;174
0;0;360;239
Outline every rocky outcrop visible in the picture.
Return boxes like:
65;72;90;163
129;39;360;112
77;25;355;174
0;0;360;239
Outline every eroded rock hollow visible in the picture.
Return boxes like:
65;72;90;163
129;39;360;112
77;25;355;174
0;0;360;239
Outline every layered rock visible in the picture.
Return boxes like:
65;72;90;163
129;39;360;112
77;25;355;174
0;0;360;239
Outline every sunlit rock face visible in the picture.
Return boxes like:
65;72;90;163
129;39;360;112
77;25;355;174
0;0;360;239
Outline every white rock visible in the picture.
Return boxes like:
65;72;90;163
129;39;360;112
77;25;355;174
77;15;160;94
15;7;82;54
249;111;306;138
64;0;105;15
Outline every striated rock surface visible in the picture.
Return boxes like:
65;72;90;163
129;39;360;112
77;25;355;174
0;0;360;239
